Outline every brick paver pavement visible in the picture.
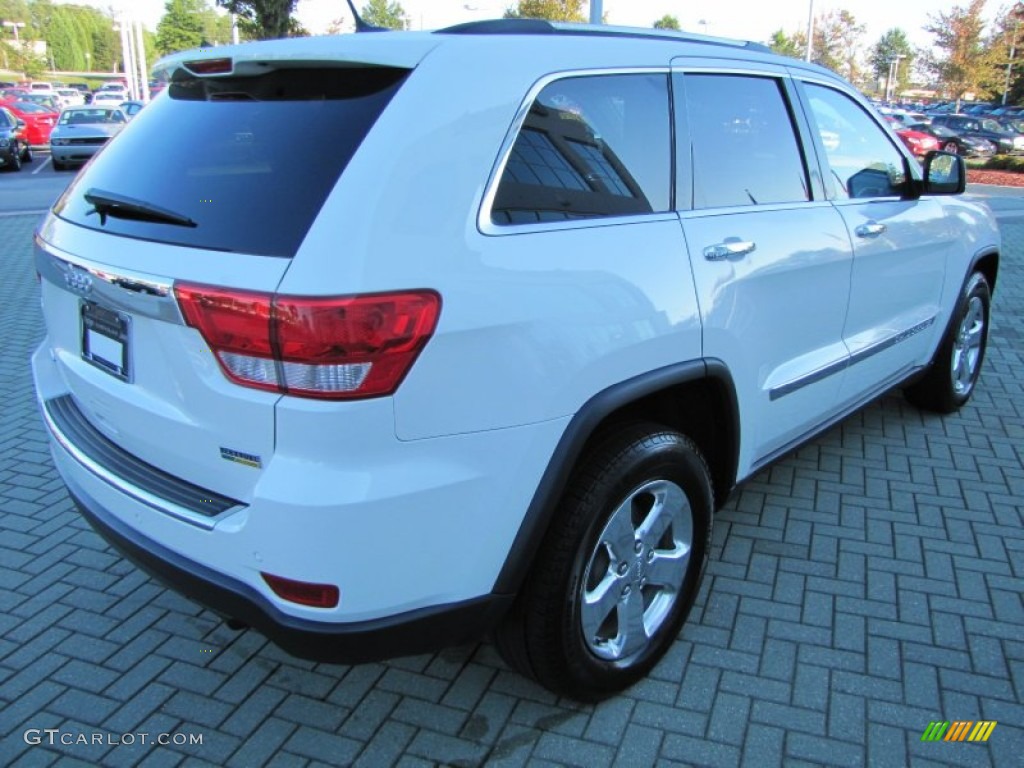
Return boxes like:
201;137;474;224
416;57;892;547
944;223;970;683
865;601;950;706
1;208;1022;767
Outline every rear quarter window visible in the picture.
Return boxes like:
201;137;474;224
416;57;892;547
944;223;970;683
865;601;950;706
490;73;672;225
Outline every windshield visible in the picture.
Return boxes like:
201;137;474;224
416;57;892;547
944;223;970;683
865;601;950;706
9;101;51;114
60;109;125;125
54;66;408;258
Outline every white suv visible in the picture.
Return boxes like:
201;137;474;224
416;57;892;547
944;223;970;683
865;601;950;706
32;20;999;699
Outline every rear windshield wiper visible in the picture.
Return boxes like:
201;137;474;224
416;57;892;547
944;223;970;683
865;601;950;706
84;189;197;228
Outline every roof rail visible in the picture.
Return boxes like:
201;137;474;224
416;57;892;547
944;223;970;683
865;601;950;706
435;18;771;53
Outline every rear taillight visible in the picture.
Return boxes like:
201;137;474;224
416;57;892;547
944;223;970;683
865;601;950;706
174;284;441;399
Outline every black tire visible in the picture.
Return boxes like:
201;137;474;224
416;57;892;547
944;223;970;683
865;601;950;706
495;422;713;700
7;147;21;172
52;157;65;171
20;144;32;163
904;271;991;413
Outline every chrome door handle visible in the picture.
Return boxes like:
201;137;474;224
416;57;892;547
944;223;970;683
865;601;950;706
703;239;756;261
855;222;886;238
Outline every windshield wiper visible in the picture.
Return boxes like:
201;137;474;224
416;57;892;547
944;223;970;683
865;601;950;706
84;189;197;228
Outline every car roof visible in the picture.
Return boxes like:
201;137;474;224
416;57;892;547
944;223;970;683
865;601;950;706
153;20;828;84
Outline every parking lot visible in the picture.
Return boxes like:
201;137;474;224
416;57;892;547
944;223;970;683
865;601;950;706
0;170;1022;767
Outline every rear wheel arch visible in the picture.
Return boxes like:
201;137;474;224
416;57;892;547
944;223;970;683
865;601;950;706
491;359;740;598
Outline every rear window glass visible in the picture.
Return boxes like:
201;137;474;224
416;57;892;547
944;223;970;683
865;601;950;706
491;73;671;225
54;66;408;257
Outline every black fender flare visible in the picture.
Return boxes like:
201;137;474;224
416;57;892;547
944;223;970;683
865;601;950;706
491;359;739;596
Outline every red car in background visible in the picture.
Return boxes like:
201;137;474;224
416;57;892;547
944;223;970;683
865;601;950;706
0;100;59;146
885;115;940;157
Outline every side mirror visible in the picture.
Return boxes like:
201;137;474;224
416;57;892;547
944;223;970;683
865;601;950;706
921;151;966;195
15;119;25;130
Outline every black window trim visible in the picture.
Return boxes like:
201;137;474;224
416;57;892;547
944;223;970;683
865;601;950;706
478;66;678;236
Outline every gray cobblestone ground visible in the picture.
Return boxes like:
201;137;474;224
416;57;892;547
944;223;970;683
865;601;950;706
0;210;1022;767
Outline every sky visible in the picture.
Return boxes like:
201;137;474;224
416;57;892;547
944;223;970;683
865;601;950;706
57;0;998;51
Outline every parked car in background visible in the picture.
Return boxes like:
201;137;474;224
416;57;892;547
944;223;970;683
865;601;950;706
905;122;997;157
887;111;930;128
929;114;1024;154
0;106;31;170
0;100;58;146
56;88;86;108
893;125;940;157
92;89;128;107
50;106;127;170
28;82;55;93
18;92;63;113
118;100;145;120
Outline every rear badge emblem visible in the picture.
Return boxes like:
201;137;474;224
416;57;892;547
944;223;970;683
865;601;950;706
220;447;262;468
64;266;93;295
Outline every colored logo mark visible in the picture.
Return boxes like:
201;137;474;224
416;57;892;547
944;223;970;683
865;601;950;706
921;721;997;742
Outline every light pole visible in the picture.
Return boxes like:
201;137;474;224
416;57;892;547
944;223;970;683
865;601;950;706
1003;4;1024;105
590;0;602;24
805;0;814;62
885;55;906;103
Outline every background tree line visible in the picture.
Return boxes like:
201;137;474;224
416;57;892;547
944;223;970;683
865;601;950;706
5;0;1024;107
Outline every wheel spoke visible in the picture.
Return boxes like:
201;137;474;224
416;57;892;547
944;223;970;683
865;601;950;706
602;496;638;561
636;481;686;551
616;587;649;658
646;549;689;589
581;572;621;642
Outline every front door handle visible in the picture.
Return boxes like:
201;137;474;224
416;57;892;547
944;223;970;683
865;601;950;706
855;221;887;238
703;239;756;261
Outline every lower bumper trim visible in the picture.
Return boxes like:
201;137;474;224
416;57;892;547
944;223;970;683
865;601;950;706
71;486;512;663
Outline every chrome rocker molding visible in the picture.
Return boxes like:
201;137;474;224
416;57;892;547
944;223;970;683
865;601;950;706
752;363;923;474
42;395;243;530
769;316;936;401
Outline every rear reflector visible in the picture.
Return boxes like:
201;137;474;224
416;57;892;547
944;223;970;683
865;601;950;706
261;573;340;608
174;284;441;399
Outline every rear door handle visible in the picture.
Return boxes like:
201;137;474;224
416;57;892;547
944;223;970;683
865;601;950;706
703;239;756;261
855;222;886;238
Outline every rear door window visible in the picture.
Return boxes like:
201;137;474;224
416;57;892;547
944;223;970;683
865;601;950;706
491;73;671;225
54;67;408;257
681;73;810;209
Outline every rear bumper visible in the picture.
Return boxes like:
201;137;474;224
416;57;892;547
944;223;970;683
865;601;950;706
69;479;511;662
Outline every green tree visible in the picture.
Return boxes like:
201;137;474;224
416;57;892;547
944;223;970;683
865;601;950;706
653;14;679;30
988;3;1024;105
813;10;864;80
504;0;586;22
157;0;205;55
925;0;998;105
869;29;914;96
216;0;304;40
769;28;806;59
200;6;235;45
361;0;408;30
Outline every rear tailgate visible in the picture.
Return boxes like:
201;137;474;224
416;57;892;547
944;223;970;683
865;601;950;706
37;45;429;506
35;220;287;504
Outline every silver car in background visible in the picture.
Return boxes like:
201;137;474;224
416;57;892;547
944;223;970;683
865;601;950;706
50;106;126;170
